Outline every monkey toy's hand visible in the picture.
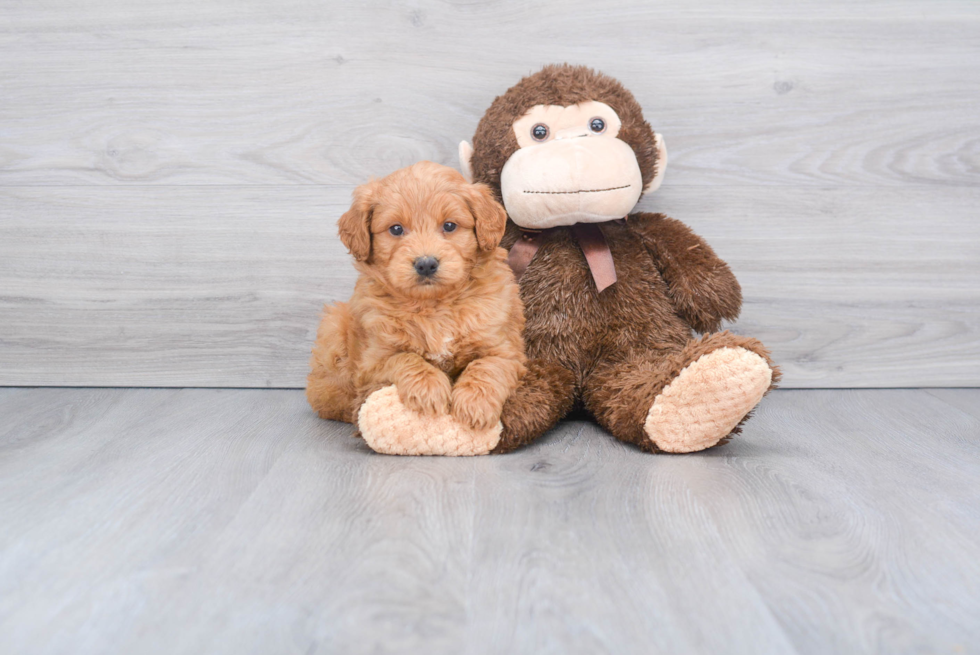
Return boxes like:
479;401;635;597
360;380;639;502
629;212;743;333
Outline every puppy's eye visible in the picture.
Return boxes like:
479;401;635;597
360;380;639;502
531;124;549;141
388;224;404;236
442;222;457;233
589;117;606;133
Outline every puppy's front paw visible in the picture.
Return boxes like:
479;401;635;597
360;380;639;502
358;386;501;456
451;382;503;431
398;371;452;417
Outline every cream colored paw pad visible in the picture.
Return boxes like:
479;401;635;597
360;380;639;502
358;386;502;456
644;347;772;453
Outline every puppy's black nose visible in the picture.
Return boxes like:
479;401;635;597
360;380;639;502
413;256;439;278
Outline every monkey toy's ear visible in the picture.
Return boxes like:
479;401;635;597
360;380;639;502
337;180;378;262
644;133;669;194
464;182;507;251
458;141;475;183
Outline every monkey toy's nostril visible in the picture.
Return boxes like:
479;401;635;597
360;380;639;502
413;256;439;278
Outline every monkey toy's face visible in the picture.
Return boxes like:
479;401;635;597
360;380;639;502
461;100;667;230
502;100;642;229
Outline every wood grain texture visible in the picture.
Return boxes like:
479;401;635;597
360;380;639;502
2;184;978;387
1;388;978;654
0;186;347;388
925;388;980;421
2;0;979;387
1;1;978;187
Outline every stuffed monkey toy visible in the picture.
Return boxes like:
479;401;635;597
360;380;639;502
357;64;779;455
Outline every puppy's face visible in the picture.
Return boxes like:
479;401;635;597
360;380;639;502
338;162;507;299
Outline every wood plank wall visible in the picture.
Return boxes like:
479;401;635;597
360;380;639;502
1;1;978;387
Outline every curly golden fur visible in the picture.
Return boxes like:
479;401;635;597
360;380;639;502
307;161;527;432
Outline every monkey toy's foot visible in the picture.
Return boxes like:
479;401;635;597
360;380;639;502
643;347;773;453
357;386;502;456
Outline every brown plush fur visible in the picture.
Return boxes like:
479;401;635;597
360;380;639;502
307;162;527;432
465;65;779;453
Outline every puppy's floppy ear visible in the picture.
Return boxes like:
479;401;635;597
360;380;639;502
463;182;507;251
338;180;378;261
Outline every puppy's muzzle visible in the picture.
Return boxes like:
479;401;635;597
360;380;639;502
413;256;440;278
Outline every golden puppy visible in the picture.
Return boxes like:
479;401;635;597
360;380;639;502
307;161;526;435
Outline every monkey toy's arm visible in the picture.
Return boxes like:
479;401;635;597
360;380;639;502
627;212;743;334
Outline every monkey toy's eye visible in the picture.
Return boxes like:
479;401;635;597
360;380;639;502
531;124;549;141
389;224;404;236
589;117;606;133
442;221;457;233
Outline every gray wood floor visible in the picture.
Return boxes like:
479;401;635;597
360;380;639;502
1;388;978;654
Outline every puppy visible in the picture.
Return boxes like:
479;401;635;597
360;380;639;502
307;161;526;434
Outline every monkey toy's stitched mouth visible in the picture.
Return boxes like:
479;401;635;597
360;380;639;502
523;184;632;195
